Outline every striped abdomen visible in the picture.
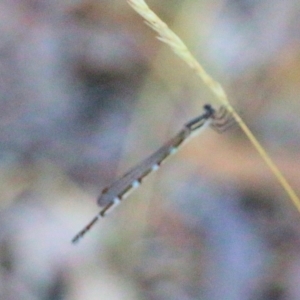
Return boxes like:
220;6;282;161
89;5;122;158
97;128;190;215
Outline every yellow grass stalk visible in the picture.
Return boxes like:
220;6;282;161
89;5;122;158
127;0;300;212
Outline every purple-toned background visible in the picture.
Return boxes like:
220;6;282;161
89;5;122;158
0;1;300;299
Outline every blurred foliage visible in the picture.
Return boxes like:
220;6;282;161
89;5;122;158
0;0;300;300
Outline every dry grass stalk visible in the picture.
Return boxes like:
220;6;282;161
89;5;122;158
127;0;300;212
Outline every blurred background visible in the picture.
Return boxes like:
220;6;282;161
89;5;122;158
0;0;300;299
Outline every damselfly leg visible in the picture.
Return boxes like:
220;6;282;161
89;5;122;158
210;106;236;133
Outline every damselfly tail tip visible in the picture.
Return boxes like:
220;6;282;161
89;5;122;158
71;226;90;244
71;214;100;245
71;233;81;244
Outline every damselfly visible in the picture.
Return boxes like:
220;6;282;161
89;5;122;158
72;104;233;243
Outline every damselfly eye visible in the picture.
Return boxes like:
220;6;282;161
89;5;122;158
204;104;212;109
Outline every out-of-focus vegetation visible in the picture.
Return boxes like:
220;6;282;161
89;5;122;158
0;1;300;299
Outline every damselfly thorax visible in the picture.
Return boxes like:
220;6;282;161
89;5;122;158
72;104;233;243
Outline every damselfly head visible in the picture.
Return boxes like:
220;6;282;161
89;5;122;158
203;104;215;116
